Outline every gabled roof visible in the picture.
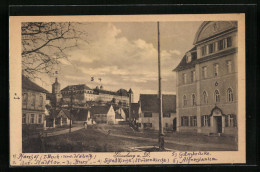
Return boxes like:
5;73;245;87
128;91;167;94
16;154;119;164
49;109;74;120
140;94;176;113
22;75;49;93
61;84;91;92
90;105;111;115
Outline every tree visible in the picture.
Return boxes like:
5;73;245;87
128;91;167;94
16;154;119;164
21;22;87;79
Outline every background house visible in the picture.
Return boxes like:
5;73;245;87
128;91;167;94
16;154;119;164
90;105;116;124
137;94;176;131
22;75;49;130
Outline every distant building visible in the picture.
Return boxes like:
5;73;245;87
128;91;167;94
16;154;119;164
61;84;95;104
137;94;177;131
47;109;72;128
90;105;116;124
60;84;132;107
173;21;238;136
22;75;49;128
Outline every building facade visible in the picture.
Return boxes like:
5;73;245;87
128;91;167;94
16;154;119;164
173;21;238;136
60;84;132;107
22;75;49;128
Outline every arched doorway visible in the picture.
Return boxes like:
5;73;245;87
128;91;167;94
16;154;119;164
172;118;176;132
210;106;224;133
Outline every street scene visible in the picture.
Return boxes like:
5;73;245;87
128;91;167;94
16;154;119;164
21;21;238;152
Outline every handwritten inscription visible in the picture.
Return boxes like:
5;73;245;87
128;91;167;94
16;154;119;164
11;152;218;166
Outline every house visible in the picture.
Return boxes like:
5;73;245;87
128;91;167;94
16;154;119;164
173;21;238;136
22;75;49;129
90;105;116;124
46;109;73;128
137;94;176;131
72;109;95;125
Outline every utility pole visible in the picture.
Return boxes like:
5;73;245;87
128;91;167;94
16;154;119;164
157;21;164;150
69;86;74;133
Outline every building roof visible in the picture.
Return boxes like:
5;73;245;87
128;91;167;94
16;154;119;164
73;109;90;121
61;84;91;92
193;21;237;45
90;105;111;115
93;88;129;97
173;47;197;72
139;94;176;113
49;109;74;120
22;75;49;93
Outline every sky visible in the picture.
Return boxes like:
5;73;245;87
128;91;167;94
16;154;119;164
35;21;203;102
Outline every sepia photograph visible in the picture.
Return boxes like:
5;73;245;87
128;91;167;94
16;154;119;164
9;14;246;165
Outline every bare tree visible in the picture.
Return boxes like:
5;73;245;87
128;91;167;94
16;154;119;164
21;22;87;79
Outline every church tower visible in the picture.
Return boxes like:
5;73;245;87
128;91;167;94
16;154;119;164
52;77;62;106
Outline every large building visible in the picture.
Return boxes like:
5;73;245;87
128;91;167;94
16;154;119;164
173;21;238;136
22;75;49;128
60;84;133;107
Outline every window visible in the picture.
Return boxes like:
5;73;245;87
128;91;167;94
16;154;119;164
183;95;187;107
202;66;207;79
39;95;43;107
31;94;36;108
214;64;219;77
144;112;152;117
22;114;26;124
183;73;187;84
191;71;196;82
165;123;168;128
227;60;232;73
225;114;237;127
227;88;234;102
227;37;232;47
22;93;28;106
186;53;192;63
208;43;215;54
201;46;207;56
38;114;42;124
214;90;220;103
192;94;196;106
201;115;210;127
181;116;189;126
190;116;197;126
203;91;208;104
218;39;225;50
163;113;171;118
30;114;35;124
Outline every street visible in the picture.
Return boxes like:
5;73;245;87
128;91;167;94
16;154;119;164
22;124;237;153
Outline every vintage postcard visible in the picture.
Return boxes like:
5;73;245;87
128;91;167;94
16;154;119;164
9;14;245;166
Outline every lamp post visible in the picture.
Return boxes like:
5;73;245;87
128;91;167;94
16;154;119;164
157;21;164;150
